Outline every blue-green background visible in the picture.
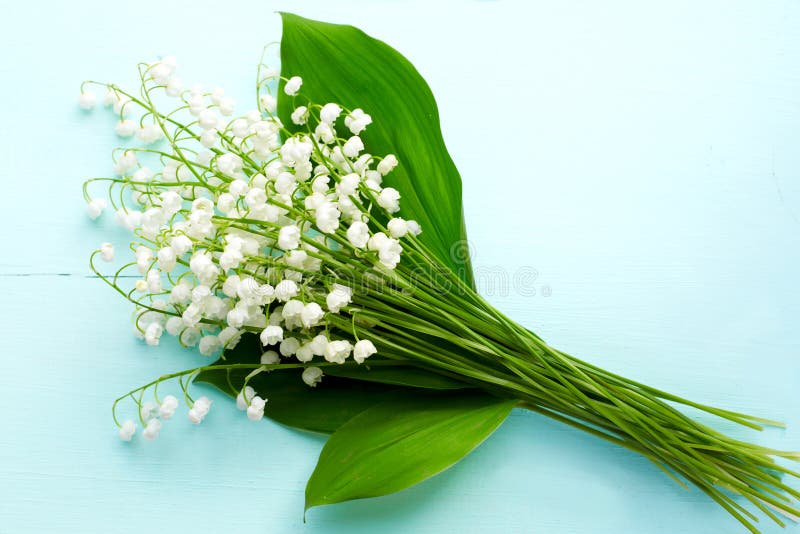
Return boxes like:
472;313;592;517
1;1;798;532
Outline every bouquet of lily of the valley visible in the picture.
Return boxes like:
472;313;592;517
80;13;799;532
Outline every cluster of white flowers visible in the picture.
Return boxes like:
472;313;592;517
118;394;182;441
82;55;420;441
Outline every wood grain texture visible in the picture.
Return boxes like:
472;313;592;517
0;1;798;533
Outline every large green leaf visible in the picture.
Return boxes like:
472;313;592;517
305;392;516;511
278;13;474;287
195;334;418;433
198;365;418;434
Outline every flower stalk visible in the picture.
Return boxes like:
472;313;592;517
343;257;800;531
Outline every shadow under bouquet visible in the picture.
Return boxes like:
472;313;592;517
80;13;799;532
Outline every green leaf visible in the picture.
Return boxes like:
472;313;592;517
305;392;516;511
323;362;472;390
195;334;419;433
278;12;474;288
202;367;424;434
196;334;476;432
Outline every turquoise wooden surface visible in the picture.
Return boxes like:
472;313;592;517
1;1;799;532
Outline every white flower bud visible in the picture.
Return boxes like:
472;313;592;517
198;335;221;356
377;237;402;269
144;323;163;346
406;220;422;236
278;225;301;250
78;90;96;110
146;269;162;293
142;419;162;441
315;201;340;234
345;108;372;135
291;106;308;125
200;129;218;148
166;77;183;97
181;327;201;347
301;302;325;328
302;367;324;387
324;340;352;364
118;420;136;441
157;247;177;272
285;250;308;270
326;284;352;313
296;343;315;362
282;299;304;320
229;179;248;197
377;187;401;213
216;193;236;214
353;339;377;364
320;103;342;124
342;136;364;158
274;280;298;302
260;93;277;113
377;154;398;175
187;409;203;424
188;396;212;424
310;335;328;356
218;326;242;349
283;76;302;96
114;150;138;175
100;242;114;262
387;218;408;238
260;325;283;346
114;120;136;138
136;124;163;144
279;337;300;357
198;109;219;130
170;235;192;257
236;386;256;410
86;198;107;220
346;221;370;248
159;395;179;419
311;175;330;194
260;350;280;364
337;173;361;197
315;122;335;144
219;97;236;116
246;396;266;421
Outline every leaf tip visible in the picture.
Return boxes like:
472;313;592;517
304;481;318;517
278;11;303;25
303;497;318;520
